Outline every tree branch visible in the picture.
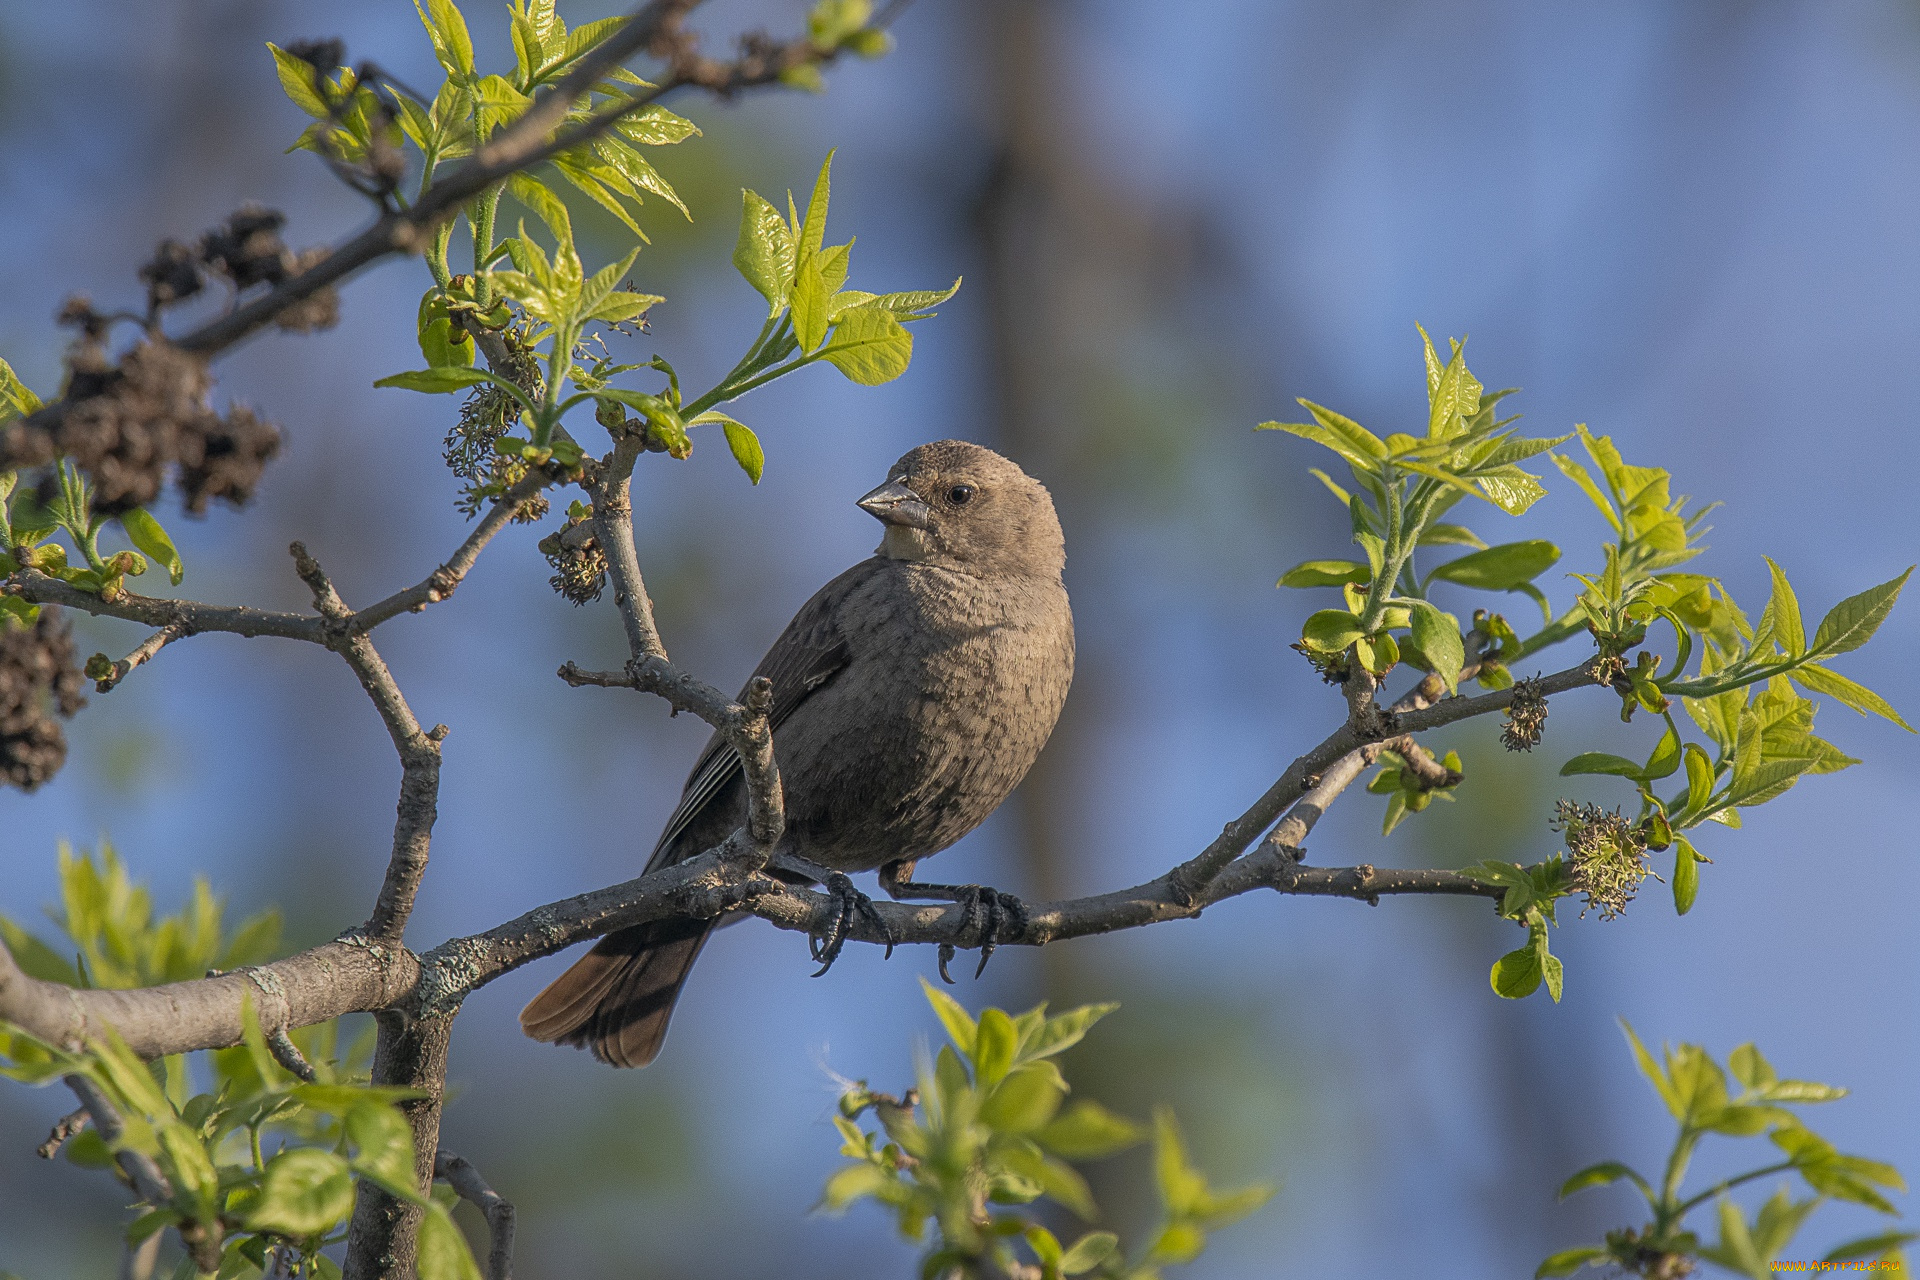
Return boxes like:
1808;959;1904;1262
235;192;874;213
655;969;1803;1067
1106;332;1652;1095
435;1150;516;1280
344;1012;452;1280
289;543;447;944
0;657;1587;1065
1165;659;1598;903
0;934;413;1059
90;621;192;692
350;470;556;632
36;1104;90;1159
154;1;863;363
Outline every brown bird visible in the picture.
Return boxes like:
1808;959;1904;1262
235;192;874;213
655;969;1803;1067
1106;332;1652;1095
520;440;1075;1067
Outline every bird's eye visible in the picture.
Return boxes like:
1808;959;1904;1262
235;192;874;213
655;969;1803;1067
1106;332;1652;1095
948;484;975;505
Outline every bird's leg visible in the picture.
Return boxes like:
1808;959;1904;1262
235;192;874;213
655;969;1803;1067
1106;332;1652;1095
770;853;894;975
878;860;1028;983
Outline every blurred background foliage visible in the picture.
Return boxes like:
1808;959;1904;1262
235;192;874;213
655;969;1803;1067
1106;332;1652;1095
1;1;1916;1276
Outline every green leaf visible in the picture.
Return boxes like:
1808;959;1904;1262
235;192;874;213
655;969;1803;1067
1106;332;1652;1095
1420;522;1487;549
1791;663;1914;731
687;412;763;484
1277;559;1370;589
1728;1042;1776;1090
416;1202;484;1280
346;1101;422;1201
1534;1245;1609;1278
920;976;976;1055
1558;1161;1651;1200
1618;1020;1683;1120
1713;1197;1769;1280
1683;744;1714;814
862;279;963;317
1672;837;1699;915
1490;946;1542;999
980;1063;1066;1134
0;918;79;985
1472;467;1550;516
1810;568;1910;657
1427;540;1560;592
247;1148;354;1237
733;190;796;313
810;0;873;45
1426;334;1483;438
1019;1002;1118;1063
798;149;835;263
1407;600;1465;694
1764;558;1806;656
1300;609;1366;654
791;252;832;353
119;509;183;586
973;1008;1017;1090
1823;1233;1920;1264
820;307;913;385
1059;1231;1120;1276
374;367;499;394
1033;1100;1144;1160
414;0;475;78
1557;752;1643;779
0;355;43;420
267;43;333;119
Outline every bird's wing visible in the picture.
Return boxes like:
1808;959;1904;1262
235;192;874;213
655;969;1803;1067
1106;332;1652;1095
645;560;876;867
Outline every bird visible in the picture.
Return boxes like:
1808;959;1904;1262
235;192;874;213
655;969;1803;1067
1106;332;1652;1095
520;439;1075;1068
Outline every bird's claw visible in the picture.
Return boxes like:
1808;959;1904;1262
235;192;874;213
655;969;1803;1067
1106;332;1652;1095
810;872;893;977
933;885;1027;982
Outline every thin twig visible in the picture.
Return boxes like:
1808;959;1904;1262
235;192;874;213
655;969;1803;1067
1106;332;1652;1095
36;1105;90;1159
435;1150;516;1280
267;1028;320;1082
289;543;447;944
93;621;191;692
1164;658;1598;903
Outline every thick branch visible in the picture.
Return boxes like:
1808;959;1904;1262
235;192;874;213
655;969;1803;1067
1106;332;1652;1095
0;658;1582;1062
435;1150;516;1280
345;1012;452;1280
0;934;414;1059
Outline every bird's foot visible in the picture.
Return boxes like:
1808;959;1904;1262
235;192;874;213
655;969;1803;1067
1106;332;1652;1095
933;886;1028;984
810;872;894;977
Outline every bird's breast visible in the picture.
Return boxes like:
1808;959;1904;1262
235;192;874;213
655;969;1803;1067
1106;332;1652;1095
779;565;1073;869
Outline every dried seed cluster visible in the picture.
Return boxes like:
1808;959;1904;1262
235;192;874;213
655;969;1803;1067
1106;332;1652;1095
0;339;281;516
539;512;608;606
140;206;340;332
1555;799;1650;921
1;608;87;792
1502;676;1549;751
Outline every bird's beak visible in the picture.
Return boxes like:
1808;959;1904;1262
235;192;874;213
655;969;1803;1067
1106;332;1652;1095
857;478;932;528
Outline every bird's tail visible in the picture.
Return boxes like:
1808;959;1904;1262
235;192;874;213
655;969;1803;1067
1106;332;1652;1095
518;916;713;1068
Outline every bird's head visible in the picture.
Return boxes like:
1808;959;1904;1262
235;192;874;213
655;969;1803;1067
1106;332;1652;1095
859;440;1065;579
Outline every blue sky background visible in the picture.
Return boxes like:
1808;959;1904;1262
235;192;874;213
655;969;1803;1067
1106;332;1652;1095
1;2;1915;1277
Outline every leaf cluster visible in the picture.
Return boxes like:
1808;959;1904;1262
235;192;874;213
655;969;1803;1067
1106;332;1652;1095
0;848;483;1280
823;980;1273;1280
1540;1024;1909;1280
3;450;186;625
1263;332;1911;1003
